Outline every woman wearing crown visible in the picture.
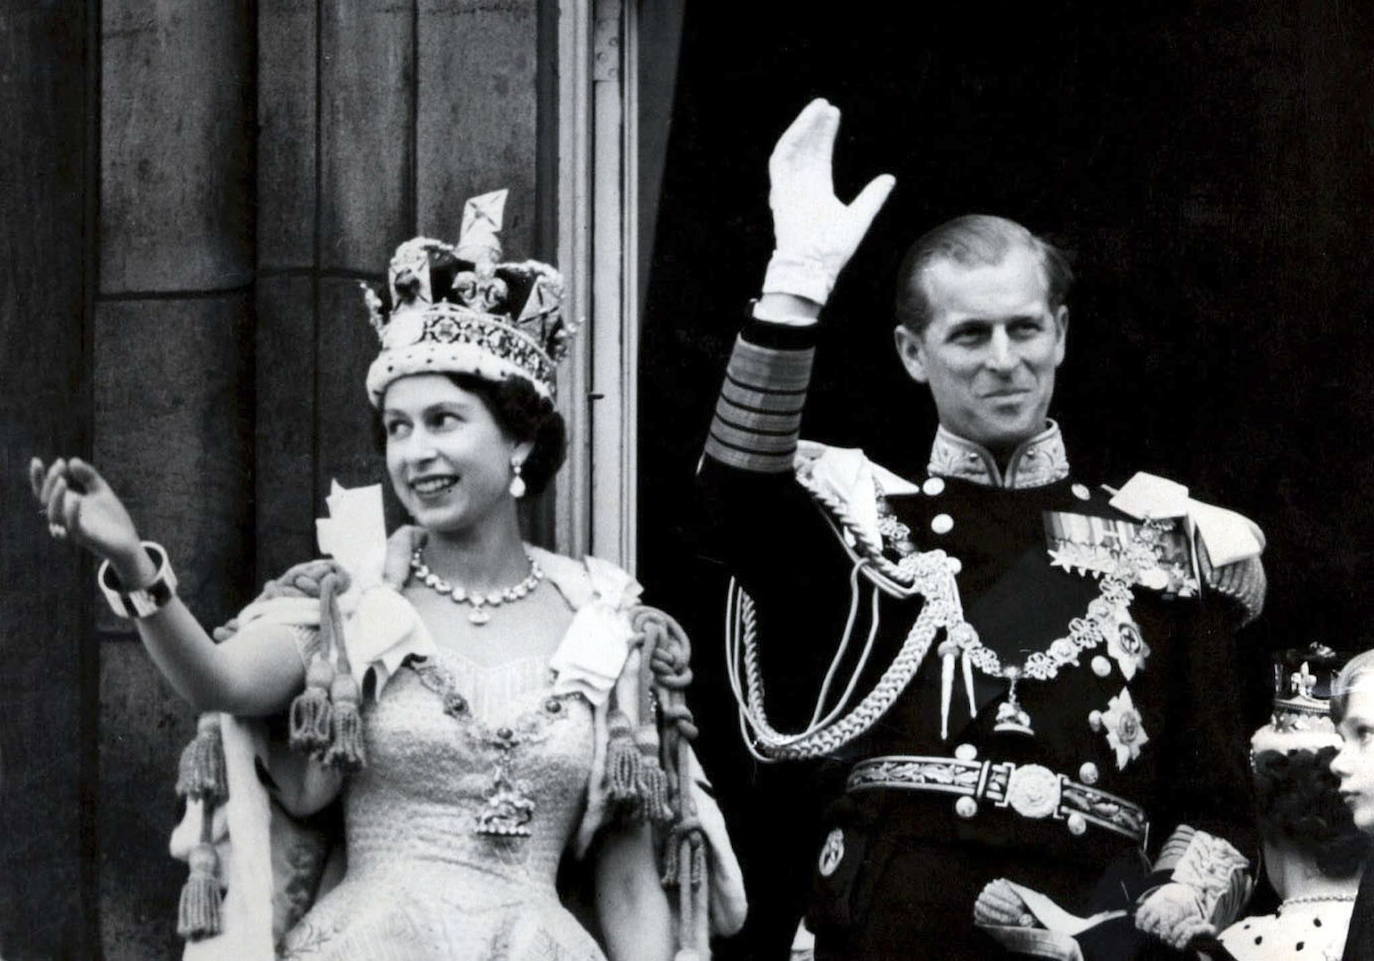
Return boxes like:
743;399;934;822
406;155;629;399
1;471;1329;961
1210;649;1368;961
30;190;744;961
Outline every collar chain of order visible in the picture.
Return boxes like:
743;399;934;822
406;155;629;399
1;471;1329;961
727;456;1169;759
875;486;1167;738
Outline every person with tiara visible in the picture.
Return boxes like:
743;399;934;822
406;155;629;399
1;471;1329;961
1329;648;1374;960
31;190;745;961
1211;645;1368;961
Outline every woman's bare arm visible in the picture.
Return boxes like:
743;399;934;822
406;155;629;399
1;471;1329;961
594;822;675;961
136;601;306;715
32;455;305;715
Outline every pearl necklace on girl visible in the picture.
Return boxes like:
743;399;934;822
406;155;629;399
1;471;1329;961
1279;893;1357;907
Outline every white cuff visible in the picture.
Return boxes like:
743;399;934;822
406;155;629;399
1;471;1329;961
761;251;833;304
751;299;819;327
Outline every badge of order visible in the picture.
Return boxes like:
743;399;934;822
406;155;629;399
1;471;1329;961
818;828;845;877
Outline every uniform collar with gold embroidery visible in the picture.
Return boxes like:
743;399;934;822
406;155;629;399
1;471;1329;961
927;421;1069;489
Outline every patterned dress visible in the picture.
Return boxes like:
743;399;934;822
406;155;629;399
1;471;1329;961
1218;900;1355;961
279;649;606;961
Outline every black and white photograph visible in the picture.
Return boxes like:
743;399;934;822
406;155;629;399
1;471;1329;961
4;2;1374;959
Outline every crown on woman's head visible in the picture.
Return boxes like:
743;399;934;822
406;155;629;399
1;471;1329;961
1251;643;1343;758
363;190;573;404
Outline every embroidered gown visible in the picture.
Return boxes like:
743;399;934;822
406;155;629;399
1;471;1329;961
279;650;605;961
169;547;675;961
172;526;745;961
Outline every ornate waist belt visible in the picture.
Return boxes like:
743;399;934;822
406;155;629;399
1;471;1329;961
846;754;1148;844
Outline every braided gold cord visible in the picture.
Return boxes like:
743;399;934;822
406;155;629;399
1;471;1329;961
729;467;964;760
628;606;712;958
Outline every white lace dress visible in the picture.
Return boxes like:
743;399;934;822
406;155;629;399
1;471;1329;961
279;649;605;961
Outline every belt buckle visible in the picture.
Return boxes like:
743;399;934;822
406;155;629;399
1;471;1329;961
1000;763;1063;820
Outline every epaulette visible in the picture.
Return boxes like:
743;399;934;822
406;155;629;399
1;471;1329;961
793;441;920;583
1109;472;1267;623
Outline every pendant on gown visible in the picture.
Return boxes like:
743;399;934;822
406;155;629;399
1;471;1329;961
993;671;1035;737
474;757;536;837
467;606;492;626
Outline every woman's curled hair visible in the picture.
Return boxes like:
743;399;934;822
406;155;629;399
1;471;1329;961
1253;746;1370;879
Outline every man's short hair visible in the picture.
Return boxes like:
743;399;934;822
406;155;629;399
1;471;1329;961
893;214;1074;335
1332;649;1374;724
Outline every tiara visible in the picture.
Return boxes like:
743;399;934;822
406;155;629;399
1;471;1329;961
363;190;573;404
1251;643;1342;757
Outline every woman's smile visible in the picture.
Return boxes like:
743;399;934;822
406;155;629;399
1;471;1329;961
411;474;459;496
384;374;527;534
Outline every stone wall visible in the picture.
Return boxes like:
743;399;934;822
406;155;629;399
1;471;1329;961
0;2;552;957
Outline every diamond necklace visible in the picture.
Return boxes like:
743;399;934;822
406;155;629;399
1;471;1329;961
409;547;545;625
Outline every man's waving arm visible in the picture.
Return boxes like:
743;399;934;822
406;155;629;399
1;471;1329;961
703;98;895;477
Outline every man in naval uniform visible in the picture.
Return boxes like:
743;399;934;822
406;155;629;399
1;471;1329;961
698;99;1268;961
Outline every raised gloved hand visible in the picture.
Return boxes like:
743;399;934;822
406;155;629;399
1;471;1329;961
1135;882;1216;951
762;98;896;307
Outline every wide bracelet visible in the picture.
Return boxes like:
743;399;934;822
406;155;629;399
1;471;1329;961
98;541;178;619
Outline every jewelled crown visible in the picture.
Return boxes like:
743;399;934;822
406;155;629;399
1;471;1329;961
1251;643;1343;757
363;189;572;404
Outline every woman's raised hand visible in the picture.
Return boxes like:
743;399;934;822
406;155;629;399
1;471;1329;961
29;456;308;715
30;457;144;571
762;98;896;307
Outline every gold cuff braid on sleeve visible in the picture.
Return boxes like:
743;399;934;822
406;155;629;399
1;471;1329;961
1153;825;1253;928
704;334;814;474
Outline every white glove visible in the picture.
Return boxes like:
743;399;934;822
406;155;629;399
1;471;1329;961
1135;882;1216;951
763;98;896;306
974;879;1037;928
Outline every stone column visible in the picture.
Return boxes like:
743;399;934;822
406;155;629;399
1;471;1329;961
97;3;254;957
0;3;99;957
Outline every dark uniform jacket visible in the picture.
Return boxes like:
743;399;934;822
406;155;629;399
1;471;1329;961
1343;863;1374;961
698;317;1267;961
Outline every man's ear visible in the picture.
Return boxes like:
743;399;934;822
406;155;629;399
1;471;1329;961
1052;306;1069;368
893;325;929;383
